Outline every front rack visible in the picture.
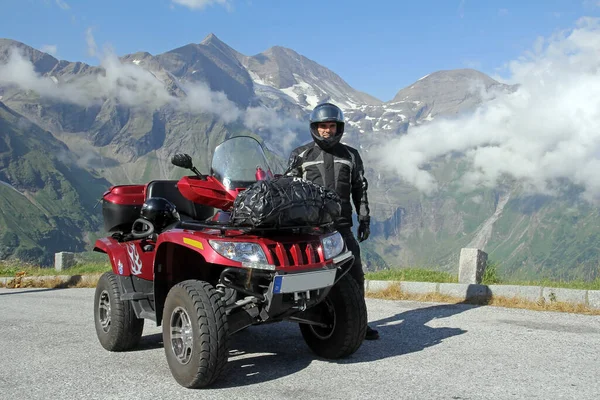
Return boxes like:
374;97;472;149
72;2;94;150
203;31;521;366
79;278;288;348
111;220;337;242
178;220;335;236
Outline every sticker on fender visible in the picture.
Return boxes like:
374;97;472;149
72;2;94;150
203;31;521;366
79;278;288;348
273;269;337;294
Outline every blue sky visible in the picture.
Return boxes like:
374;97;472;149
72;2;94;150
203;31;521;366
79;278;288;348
3;0;600;101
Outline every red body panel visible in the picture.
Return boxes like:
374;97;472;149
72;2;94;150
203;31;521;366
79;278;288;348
177;176;237;210
95;237;155;280
103;185;146;205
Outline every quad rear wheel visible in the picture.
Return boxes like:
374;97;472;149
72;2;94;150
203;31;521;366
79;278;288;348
94;271;144;351
162;280;229;388
299;273;366;359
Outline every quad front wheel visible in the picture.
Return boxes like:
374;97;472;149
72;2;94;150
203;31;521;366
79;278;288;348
162;280;229;388
299;273;367;359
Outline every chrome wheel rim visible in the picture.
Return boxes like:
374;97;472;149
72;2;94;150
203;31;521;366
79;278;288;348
309;299;336;340
98;290;111;333
170;306;194;365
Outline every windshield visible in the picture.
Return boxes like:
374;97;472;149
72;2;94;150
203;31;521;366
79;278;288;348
211;136;273;190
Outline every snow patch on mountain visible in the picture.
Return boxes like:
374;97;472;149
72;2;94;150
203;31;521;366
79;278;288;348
248;70;268;86
280;76;320;108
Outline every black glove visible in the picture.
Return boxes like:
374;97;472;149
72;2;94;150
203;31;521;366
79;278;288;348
283;155;302;176
357;220;370;242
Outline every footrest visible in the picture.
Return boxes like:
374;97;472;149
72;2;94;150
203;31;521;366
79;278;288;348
120;292;153;301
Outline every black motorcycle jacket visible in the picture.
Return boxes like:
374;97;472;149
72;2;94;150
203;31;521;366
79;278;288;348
285;141;370;228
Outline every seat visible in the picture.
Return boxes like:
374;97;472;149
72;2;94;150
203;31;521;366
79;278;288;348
145;180;215;221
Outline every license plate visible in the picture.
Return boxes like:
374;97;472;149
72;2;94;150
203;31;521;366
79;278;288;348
272;269;337;294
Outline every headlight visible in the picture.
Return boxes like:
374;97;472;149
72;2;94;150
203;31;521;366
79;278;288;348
321;232;344;260
208;240;268;263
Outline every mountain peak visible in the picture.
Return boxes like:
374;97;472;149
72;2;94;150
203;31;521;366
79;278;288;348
391;68;505;103
417;68;498;84
0;38;31;50
263;45;299;58
200;33;223;46
0;38;59;75
198;32;243;60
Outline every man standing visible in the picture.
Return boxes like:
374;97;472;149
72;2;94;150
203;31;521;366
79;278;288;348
286;102;379;340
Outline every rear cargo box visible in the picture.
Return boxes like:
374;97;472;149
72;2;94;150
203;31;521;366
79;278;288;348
102;185;146;233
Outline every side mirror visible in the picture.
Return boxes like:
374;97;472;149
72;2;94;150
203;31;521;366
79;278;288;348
171;153;194;169
171;153;205;180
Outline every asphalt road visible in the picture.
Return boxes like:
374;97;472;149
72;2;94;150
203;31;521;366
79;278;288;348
1;288;599;400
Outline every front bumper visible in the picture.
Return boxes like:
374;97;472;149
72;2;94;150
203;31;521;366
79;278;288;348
221;250;354;330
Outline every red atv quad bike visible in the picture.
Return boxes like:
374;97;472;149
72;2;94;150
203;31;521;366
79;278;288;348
93;136;367;388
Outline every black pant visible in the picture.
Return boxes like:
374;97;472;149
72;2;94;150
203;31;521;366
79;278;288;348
338;227;365;297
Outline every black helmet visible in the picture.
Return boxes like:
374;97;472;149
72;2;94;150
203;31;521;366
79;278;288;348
140;197;180;231
309;102;345;149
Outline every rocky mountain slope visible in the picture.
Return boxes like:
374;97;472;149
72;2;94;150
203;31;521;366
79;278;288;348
0;34;597;281
0;101;109;263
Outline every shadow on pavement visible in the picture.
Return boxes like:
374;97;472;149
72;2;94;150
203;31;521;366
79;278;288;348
132;333;165;352
210;322;315;388
0;287;70;296
335;301;474;364
130;322;315;388
212;299;476;387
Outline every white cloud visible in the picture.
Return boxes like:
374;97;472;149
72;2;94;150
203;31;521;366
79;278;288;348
55;0;70;10
0;48;96;105
85;27;98;57
181;81;241;122
0;40;180;109
171;0;232;11
0;45;241;126
0;29;305;157
244;107;305;157
372;17;600;202
41;44;58;56
498;8;509;17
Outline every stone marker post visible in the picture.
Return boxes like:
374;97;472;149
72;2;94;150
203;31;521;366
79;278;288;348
55;252;75;271
459;248;488;284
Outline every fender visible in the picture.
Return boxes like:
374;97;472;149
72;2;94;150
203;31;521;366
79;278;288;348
94;237;154;280
94;237;133;276
94;238;157;322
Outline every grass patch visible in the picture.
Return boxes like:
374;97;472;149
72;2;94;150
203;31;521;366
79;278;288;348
366;265;600;290
499;278;600;291
366;284;600;316
366;283;459;303
366;268;458;283
482;261;501;285
0;260;111;277
3;272;101;289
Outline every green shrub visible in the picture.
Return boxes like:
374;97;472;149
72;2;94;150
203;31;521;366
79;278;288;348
482;260;501;285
